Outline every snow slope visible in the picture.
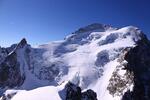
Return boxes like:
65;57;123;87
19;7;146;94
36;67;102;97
0;24;144;100
11;82;66;100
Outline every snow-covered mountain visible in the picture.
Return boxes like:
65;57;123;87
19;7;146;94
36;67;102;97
0;23;150;100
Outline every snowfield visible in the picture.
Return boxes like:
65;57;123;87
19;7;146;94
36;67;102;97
11;82;66;100
0;24;144;100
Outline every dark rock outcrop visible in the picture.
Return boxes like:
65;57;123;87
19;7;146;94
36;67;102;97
63;82;97;100
122;34;150;100
65;82;81;100
82;89;97;100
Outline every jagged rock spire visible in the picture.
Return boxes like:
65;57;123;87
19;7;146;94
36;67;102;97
16;38;27;49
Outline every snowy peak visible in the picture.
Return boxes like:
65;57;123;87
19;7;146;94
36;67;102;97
65;23;116;45
73;23;113;34
118;26;145;42
65;24;145;46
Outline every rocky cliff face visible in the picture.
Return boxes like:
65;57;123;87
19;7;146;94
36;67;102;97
0;38;28;89
122;34;150;100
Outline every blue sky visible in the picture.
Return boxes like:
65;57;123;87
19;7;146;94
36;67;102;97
0;0;150;47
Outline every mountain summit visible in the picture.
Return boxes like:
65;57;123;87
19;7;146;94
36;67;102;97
73;23;113;33
0;23;150;100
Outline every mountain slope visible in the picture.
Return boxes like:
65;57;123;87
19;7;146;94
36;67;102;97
0;23;149;100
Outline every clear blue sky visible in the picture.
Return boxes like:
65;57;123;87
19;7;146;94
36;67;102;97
0;0;150;47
